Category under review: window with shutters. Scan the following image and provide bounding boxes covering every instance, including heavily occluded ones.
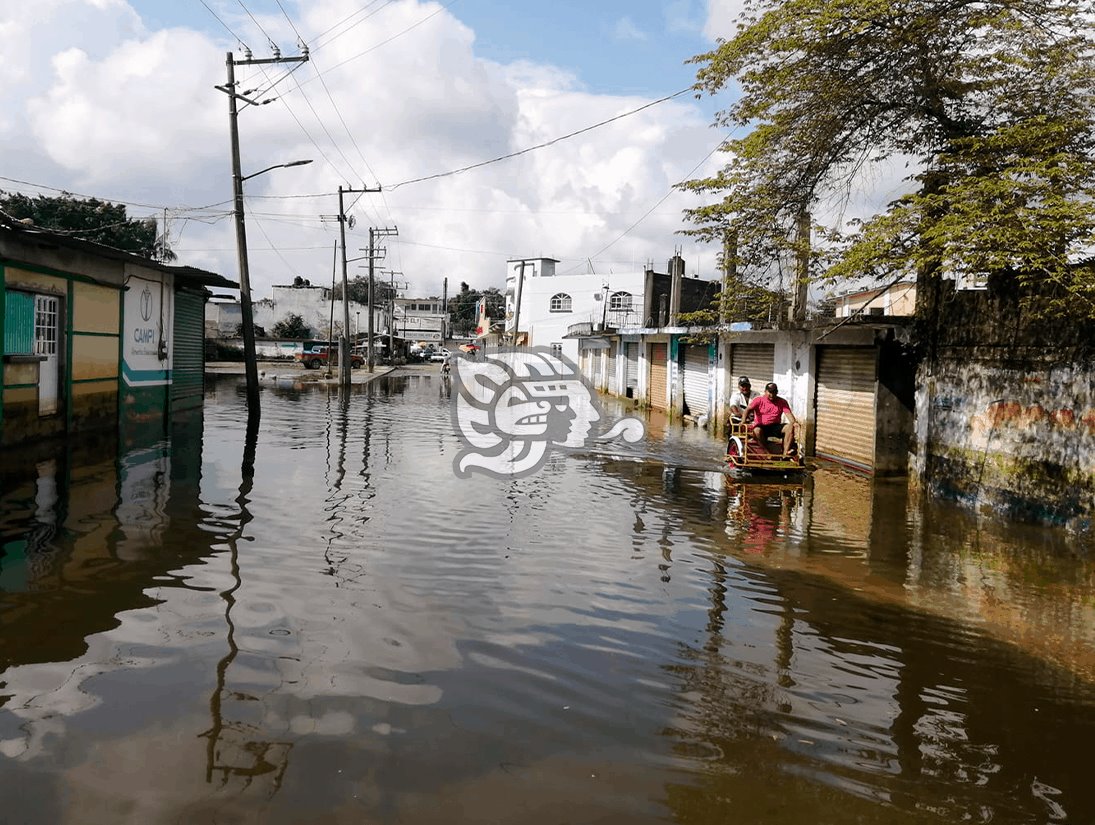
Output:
[3,291,35,355]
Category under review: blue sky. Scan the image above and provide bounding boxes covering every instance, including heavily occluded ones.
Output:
[129,0,718,100]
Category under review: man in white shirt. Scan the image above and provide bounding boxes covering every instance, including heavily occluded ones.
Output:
[728,376,754,423]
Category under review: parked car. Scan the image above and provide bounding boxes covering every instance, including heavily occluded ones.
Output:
[429,348,451,362]
[296,346,364,370]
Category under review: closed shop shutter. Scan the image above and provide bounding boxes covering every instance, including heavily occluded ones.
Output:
[682,343,710,416]
[814,346,877,471]
[171,288,205,412]
[625,343,639,392]
[581,347,594,382]
[730,343,774,386]
[592,349,603,389]
[648,343,667,409]
[606,342,617,394]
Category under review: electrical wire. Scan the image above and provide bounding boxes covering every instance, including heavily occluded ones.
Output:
[235,0,276,49]
[197,0,248,48]
[282,0,458,98]
[560,132,731,274]
[386,88,693,190]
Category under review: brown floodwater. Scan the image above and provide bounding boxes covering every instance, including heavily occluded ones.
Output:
[1,367,1093,824]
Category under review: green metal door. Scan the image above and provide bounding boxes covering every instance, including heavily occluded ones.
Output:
[171,288,205,412]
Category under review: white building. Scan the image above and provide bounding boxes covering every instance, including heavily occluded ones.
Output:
[206,284,384,340]
[504,258,648,363]
[393,297,448,344]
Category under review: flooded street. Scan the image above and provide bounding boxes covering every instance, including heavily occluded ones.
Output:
[2,367,1094,824]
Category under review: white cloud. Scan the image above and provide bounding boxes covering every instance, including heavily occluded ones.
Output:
[4,0,728,299]
[611,17,647,42]
[704,0,748,40]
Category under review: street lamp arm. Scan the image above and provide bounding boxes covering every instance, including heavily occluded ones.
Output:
[241,159,313,182]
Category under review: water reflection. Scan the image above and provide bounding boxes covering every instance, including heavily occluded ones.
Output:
[0,373,1092,824]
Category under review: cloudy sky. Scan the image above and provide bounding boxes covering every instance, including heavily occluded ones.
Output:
[0,0,758,300]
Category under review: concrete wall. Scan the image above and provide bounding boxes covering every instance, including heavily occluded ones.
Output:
[915,281,1095,528]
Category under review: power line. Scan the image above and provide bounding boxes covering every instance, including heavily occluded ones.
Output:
[285,0,458,98]
[235,0,276,49]
[197,0,248,48]
[273,0,304,43]
[560,132,731,274]
[386,88,693,189]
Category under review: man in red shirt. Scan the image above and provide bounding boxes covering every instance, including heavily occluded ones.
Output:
[745,382,798,457]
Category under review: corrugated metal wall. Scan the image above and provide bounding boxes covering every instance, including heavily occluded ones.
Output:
[648,343,667,409]
[624,343,639,394]
[170,289,205,412]
[729,343,774,386]
[814,346,877,471]
[606,342,617,394]
[682,343,710,416]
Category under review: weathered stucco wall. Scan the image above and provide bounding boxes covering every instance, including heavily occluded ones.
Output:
[916,281,1095,530]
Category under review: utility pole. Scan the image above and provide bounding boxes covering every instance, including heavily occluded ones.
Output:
[336,186,381,384]
[441,277,448,343]
[792,209,811,324]
[219,47,308,419]
[720,228,738,325]
[365,226,398,371]
[512,261,528,346]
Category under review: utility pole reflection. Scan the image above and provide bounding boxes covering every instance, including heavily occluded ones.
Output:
[200,417,292,793]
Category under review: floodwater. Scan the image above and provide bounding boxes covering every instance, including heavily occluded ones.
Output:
[1,366,1093,824]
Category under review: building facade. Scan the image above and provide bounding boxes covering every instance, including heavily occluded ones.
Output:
[1,220,235,447]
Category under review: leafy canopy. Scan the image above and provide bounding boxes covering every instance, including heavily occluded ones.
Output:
[682,0,1095,317]
[0,192,174,261]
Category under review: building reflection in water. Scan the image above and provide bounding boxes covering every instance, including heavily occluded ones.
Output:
[597,459,1095,823]
[0,409,294,793]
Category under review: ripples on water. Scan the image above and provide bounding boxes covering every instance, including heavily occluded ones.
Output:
[0,368,1093,824]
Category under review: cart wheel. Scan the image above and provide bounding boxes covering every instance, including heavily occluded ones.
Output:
[726,436,745,468]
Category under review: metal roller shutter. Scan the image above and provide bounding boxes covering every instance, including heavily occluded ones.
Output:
[682,343,710,416]
[648,343,667,409]
[729,343,774,386]
[814,346,877,471]
[171,288,205,412]
[625,343,639,393]
[606,342,617,394]
[591,350,603,389]
[581,346,594,382]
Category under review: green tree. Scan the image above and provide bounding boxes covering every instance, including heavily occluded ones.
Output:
[332,276,396,306]
[0,192,175,261]
[272,313,309,339]
[682,0,1095,319]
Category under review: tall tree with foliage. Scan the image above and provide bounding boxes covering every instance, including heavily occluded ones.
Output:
[447,283,505,336]
[682,0,1095,319]
[0,192,175,261]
